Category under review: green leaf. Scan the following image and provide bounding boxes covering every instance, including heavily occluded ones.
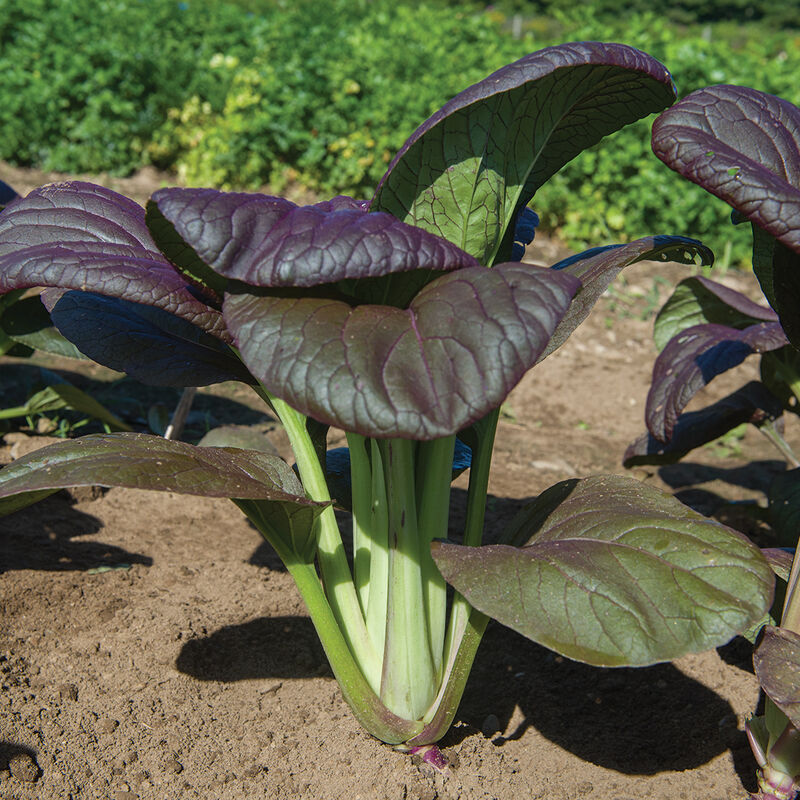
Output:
[0,433,326,525]
[653,276,777,353]
[372,43,675,263]
[432,475,773,667]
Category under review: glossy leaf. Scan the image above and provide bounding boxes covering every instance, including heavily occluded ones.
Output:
[751,225,800,350]
[148,187,477,290]
[432,475,773,667]
[768,468,800,547]
[0,432,326,520]
[754,626,800,730]
[652,86,800,257]
[543,236,713,359]
[653,276,777,352]
[0,182,228,340]
[372,43,676,264]
[48,291,253,387]
[224,263,580,439]
[624,381,783,466]
[646,322,789,441]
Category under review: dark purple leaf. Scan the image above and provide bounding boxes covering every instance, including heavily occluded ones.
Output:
[0,180,19,208]
[224,263,580,439]
[0,182,229,341]
[768,468,800,548]
[372,43,676,263]
[625,381,783,466]
[148,187,477,290]
[0,432,324,519]
[433,475,772,666]
[754,626,800,729]
[654,276,778,351]
[543,236,713,359]
[49,291,253,387]
[652,85,800,256]
[647,322,789,441]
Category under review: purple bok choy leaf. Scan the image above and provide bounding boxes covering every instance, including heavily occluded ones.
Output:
[646,321,788,442]
[652,86,800,346]
[149,186,580,439]
[432,475,773,666]
[0,433,327,561]
[224,263,579,440]
[755,626,800,730]
[0,182,247,387]
[372,42,677,264]
[541,236,713,359]
[624,381,784,467]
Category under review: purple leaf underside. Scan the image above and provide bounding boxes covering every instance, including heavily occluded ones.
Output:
[543,235,713,359]
[224,263,580,439]
[0,182,229,341]
[0,433,325,519]
[49,292,252,387]
[624,381,783,466]
[432,475,773,667]
[372,42,676,263]
[148,188,477,289]
[652,85,800,256]
[654,276,778,352]
[754,626,800,729]
[646,322,789,441]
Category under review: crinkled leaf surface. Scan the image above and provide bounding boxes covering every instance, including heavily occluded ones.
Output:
[432,475,773,667]
[652,86,800,257]
[372,43,676,264]
[768,468,800,547]
[48,291,253,387]
[224,263,580,439]
[625,381,783,466]
[646,322,788,441]
[543,236,712,359]
[148,188,477,292]
[653,276,777,352]
[0,433,325,520]
[0,182,228,341]
[0,293,85,359]
[754,626,800,730]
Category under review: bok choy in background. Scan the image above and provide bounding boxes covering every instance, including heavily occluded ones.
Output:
[0,44,773,756]
[640,84,800,800]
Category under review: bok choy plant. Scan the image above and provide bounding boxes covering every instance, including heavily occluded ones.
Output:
[642,83,800,800]
[0,44,774,755]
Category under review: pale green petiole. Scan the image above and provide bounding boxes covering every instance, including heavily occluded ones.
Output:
[379,438,438,721]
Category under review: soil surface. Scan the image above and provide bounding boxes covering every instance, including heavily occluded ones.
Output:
[0,163,792,799]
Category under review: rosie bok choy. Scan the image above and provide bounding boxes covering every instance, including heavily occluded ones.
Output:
[0,44,773,753]
[637,82,800,800]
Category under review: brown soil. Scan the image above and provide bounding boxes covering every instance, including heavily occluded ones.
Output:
[0,163,791,799]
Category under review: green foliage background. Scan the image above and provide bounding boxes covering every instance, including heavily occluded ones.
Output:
[1,0,798,265]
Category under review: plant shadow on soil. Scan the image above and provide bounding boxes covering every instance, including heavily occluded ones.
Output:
[0,492,152,572]
[174,485,761,788]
